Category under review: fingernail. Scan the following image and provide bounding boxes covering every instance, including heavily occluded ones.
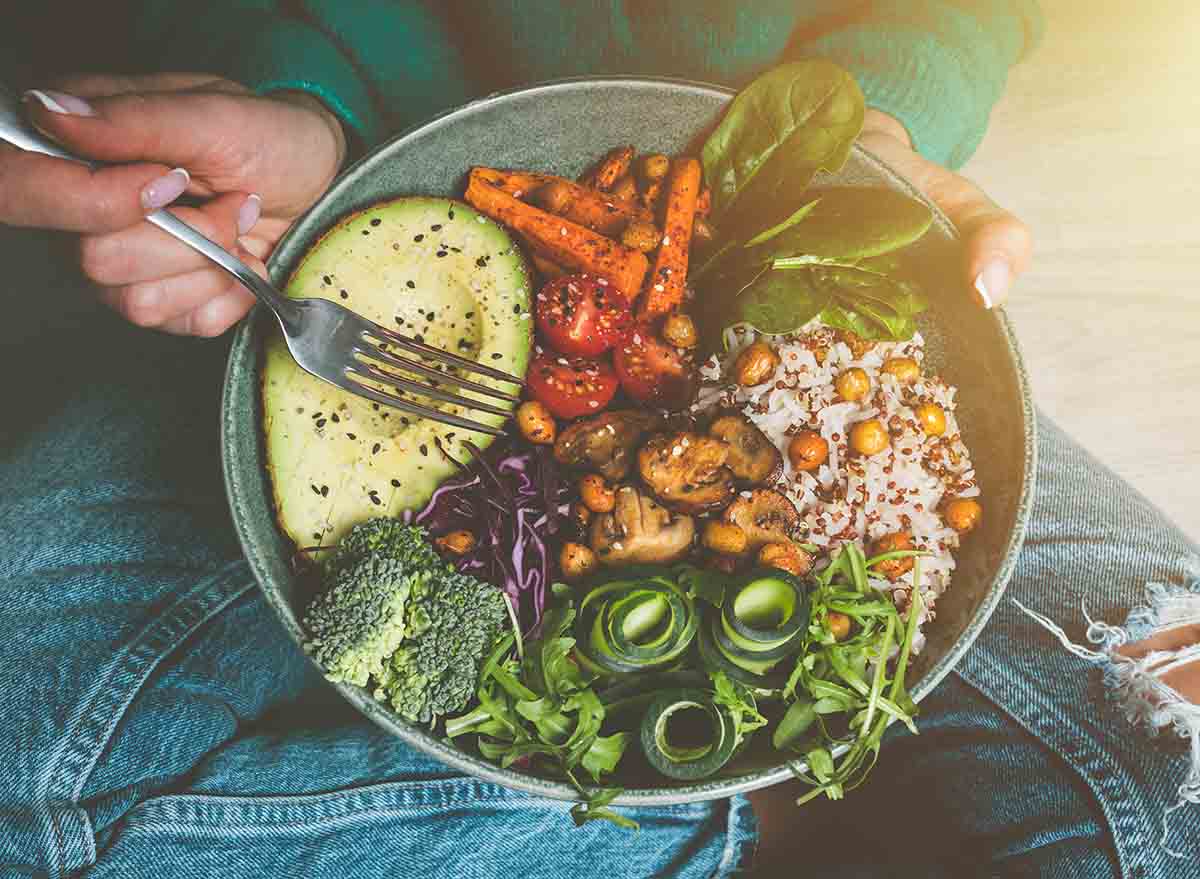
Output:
[237,194,262,236]
[141,168,190,211]
[23,89,97,117]
[973,258,1011,309]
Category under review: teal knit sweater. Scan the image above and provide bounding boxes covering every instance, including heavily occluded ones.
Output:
[126,2,1039,170]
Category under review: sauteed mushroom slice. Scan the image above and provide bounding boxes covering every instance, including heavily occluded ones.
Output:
[553,409,664,481]
[637,431,737,515]
[723,489,801,551]
[590,484,695,565]
[707,412,783,486]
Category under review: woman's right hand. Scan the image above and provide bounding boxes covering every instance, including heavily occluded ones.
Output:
[0,73,347,336]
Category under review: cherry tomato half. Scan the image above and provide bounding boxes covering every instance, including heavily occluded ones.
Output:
[526,352,619,419]
[612,324,697,408]
[535,273,633,357]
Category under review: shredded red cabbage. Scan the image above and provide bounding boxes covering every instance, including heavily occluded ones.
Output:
[409,438,569,631]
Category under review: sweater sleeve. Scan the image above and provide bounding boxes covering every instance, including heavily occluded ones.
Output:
[128,1,381,148]
[796,1,1044,169]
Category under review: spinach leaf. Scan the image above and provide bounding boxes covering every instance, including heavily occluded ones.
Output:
[743,197,823,248]
[727,267,830,335]
[744,188,933,265]
[701,60,864,237]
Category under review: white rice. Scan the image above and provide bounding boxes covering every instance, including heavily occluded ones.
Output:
[696,323,981,646]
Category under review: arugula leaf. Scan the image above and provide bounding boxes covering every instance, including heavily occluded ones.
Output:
[702,60,864,237]
[710,671,768,745]
[570,786,639,830]
[673,563,729,608]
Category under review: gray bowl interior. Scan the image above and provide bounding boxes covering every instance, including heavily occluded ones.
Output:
[222,77,1035,805]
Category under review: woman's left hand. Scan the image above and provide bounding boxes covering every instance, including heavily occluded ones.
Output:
[858,109,1033,310]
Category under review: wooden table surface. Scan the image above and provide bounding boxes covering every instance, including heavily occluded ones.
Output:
[963,0,1200,542]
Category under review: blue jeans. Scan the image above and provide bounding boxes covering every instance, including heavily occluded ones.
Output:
[1,225,1196,878]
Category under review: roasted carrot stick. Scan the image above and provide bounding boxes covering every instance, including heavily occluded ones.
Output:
[465,168,649,296]
[474,167,648,236]
[638,157,701,320]
[695,186,712,219]
[529,252,567,280]
[578,145,635,191]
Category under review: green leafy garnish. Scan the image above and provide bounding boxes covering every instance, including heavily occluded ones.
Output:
[778,544,928,804]
[445,601,636,829]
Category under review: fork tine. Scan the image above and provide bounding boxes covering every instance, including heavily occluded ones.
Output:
[357,344,521,404]
[345,363,513,418]
[365,325,525,385]
[340,373,505,437]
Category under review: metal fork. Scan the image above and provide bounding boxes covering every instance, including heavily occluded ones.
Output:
[0,85,522,437]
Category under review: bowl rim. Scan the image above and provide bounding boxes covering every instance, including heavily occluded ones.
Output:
[221,74,1037,805]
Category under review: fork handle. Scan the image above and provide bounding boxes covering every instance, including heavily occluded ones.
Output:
[0,83,296,321]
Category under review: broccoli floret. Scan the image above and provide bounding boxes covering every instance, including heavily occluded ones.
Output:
[302,519,439,686]
[374,568,509,723]
[301,518,508,724]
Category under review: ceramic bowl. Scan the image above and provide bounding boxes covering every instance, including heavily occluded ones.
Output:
[222,77,1036,805]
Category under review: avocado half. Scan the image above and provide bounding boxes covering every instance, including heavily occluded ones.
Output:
[261,197,532,549]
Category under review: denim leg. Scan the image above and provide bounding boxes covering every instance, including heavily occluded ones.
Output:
[777,417,1200,879]
[0,228,754,879]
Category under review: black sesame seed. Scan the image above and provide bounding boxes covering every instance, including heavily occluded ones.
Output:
[391,478,401,487]
[513,304,522,314]
[347,433,356,440]
[414,234,424,242]
[465,311,474,319]
[431,224,442,231]
[372,443,381,454]
[436,250,447,258]
[311,484,321,495]
[448,208,455,219]
[419,444,429,456]
[369,494,381,506]
[414,334,424,344]
[322,275,331,285]
[361,229,369,236]
[370,218,381,227]
[320,485,329,497]
[315,418,327,428]
[313,532,322,540]
[407,280,416,289]
[331,413,340,423]
[340,290,348,299]
[475,257,488,268]
[491,352,503,360]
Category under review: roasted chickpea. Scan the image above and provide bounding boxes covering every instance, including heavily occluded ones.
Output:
[835,367,871,402]
[839,330,874,360]
[943,498,983,533]
[734,341,781,387]
[640,153,671,182]
[703,521,749,555]
[516,400,557,445]
[915,403,947,436]
[787,430,829,472]
[621,218,663,253]
[827,611,852,641]
[850,419,890,457]
[881,357,921,383]
[579,473,616,513]
[691,216,715,246]
[560,542,599,580]
[871,531,915,581]
[532,180,572,214]
[661,313,698,348]
[758,542,814,577]
[610,174,638,202]
[435,530,476,555]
